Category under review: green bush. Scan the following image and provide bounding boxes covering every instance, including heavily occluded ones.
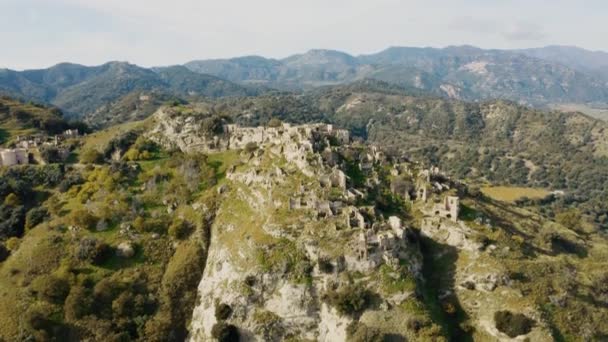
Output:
[75,237,112,265]
[64,285,93,320]
[253,310,284,340]
[25,206,48,229]
[31,275,70,304]
[347,322,385,342]
[245,142,258,153]
[494,310,535,338]
[267,118,282,127]
[324,283,371,317]
[168,219,194,240]
[70,208,99,230]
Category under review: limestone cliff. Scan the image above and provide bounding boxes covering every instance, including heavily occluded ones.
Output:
[146,108,559,341]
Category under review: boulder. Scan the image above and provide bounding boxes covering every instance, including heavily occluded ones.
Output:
[116,242,135,258]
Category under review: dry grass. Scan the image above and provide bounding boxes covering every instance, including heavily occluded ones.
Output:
[481,186,550,203]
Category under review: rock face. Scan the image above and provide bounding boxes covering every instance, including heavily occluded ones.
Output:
[179,117,424,341]
[147,107,348,151]
[146,113,555,341]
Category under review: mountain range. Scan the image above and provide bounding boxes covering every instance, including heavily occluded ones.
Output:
[0,62,262,126]
[186,45,608,106]
[1,45,608,126]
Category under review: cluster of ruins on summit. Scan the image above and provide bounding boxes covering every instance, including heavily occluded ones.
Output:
[0,129,80,168]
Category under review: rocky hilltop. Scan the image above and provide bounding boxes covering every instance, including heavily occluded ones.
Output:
[1,102,607,341]
[145,108,570,341]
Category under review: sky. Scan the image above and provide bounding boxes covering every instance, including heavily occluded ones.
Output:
[1,0,607,70]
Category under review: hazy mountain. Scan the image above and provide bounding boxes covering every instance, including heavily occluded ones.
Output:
[185,45,608,106]
[184,56,284,84]
[3,45,608,123]
[518,45,608,80]
[0,62,262,121]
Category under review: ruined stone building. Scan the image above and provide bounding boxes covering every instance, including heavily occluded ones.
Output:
[353,215,409,270]
[433,196,460,222]
[0,149,28,167]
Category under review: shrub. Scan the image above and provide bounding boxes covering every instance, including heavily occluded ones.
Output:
[253,310,284,340]
[64,285,93,320]
[215,303,233,321]
[318,257,334,273]
[201,115,226,136]
[407,318,425,333]
[244,142,258,153]
[25,303,69,338]
[31,275,70,304]
[5,237,20,251]
[267,118,282,127]
[324,283,370,317]
[93,278,121,312]
[71,209,99,230]
[3,193,20,206]
[80,149,104,164]
[58,173,84,193]
[75,237,112,265]
[494,310,535,338]
[211,322,239,342]
[556,209,582,230]
[347,322,385,342]
[0,204,26,239]
[0,243,9,262]
[25,207,48,229]
[168,219,193,240]
[40,146,66,163]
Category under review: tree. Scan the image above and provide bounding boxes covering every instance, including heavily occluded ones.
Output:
[25,207,48,229]
[324,283,371,317]
[31,275,70,304]
[40,146,65,163]
[0,204,26,239]
[64,285,93,320]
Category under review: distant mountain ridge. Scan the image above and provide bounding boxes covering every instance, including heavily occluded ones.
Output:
[2,45,608,124]
[0,62,262,123]
[518,45,608,80]
[186,45,608,106]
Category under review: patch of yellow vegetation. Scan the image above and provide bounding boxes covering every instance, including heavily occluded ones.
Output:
[481,186,550,203]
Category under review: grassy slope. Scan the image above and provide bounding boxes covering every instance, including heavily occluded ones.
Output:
[0,145,237,339]
[0,97,66,145]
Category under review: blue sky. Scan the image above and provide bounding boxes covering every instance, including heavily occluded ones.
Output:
[1,0,607,70]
